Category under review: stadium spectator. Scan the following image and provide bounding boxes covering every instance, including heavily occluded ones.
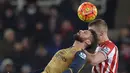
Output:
[0,58,15,73]
[20,64,32,73]
[2,4,16,29]
[59,20,74,48]
[117,28,130,50]
[15,18,27,40]
[32,45,51,70]
[119,38,130,73]
[117,28,130,73]
[0,29,15,60]
[20,2,43,37]
[46,33,63,55]
[48,5,64,34]
[33,22,50,44]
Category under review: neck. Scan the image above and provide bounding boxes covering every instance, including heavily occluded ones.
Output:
[99,35,109,44]
[72,41,87,51]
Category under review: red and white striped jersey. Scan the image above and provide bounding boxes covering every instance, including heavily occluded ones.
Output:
[92,40,118,73]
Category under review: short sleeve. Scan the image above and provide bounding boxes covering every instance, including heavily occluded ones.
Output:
[68,50,87,73]
[100,47,112,59]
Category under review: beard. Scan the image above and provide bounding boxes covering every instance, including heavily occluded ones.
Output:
[73,34,84,42]
[74,34,93,49]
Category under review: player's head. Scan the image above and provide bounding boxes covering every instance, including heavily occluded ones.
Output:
[74,30,97,47]
[88,19,108,43]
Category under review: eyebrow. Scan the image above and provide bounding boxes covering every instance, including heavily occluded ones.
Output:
[84,30,88,33]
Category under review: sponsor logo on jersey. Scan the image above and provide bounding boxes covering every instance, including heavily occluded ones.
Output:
[102,47,110,54]
[79,52,86,59]
[55,53,67,62]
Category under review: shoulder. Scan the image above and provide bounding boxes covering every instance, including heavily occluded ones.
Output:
[101,41,118,52]
[56,49,65,54]
[75,50,87,60]
[100,41,118,57]
[105,41,117,49]
[56,48,70,54]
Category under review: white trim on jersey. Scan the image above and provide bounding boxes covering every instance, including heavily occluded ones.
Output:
[112,47,118,72]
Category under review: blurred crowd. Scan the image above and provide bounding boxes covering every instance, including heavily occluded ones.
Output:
[0,0,130,73]
[0,0,85,73]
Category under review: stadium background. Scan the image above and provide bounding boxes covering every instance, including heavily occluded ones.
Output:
[0,0,130,73]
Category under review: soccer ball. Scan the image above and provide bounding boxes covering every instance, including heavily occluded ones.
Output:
[77,2,97,22]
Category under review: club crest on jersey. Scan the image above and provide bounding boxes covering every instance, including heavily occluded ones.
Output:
[79,52,86,59]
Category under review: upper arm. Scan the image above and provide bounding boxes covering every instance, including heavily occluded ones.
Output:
[63,51,87,73]
[91,47,113,65]
[92,52,106,65]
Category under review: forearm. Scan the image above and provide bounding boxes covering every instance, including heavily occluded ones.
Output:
[84,50,98,65]
[84,49,107,66]
[85,50,94,63]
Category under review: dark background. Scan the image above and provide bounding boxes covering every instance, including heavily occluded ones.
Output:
[0,0,130,73]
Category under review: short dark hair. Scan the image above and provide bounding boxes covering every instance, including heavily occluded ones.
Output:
[88,19,108,32]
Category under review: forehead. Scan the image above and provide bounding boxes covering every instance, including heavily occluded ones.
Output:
[83,30,93,41]
[84,30,92,35]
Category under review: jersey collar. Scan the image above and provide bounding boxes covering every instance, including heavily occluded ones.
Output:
[99,40,110,47]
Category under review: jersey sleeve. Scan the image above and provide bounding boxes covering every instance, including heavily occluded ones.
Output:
[63,50,87,73]
[100,47,113,59]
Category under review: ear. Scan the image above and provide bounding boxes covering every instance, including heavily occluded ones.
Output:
[100,31,104,36]
[85,39,91,45]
